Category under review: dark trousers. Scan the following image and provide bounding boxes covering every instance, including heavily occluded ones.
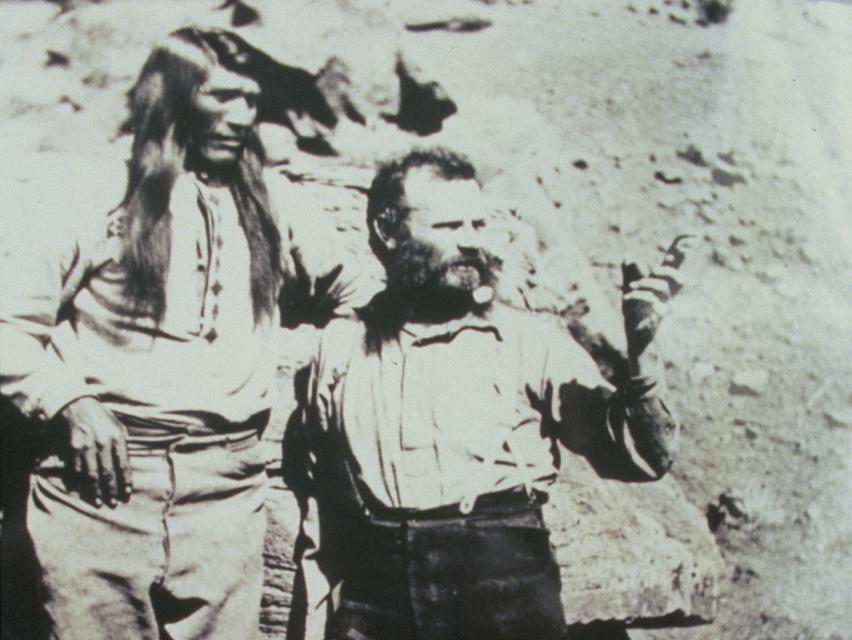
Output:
[328,488,566,640]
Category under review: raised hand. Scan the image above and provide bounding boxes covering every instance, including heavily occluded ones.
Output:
[59,397,133,508]
[621,235,693,366]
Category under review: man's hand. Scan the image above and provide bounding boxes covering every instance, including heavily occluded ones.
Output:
[59,397,132,508]
[622,235,693,369]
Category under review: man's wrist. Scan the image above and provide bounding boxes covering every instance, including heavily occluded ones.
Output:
[624,348,661,401]
[628,342,659,375]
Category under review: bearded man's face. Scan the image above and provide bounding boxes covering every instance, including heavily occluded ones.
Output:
[385,167,501,308]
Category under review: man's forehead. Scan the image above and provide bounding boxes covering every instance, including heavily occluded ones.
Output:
[403,167,485,218]
[200,65,260,94]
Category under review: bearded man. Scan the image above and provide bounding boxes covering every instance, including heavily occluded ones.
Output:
[291,148,689,640]
[0,27,351,640]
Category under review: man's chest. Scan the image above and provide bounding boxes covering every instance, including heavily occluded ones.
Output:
[336,329,536,451]
[81,180,256,341]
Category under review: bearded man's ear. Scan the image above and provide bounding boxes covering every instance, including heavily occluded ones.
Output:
[370,212,397,253]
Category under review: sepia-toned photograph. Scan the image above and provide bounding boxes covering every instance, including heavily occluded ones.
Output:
[1,1,849,639]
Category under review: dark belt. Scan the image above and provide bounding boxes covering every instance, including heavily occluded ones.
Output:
[340,485,551,585]
[361,485,548,525]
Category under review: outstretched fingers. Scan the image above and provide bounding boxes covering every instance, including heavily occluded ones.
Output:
[650,264,685,296]
[662,234,697,269]
[627,265,685,302]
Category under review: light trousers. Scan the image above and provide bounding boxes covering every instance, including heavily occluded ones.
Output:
[27,433,268,640]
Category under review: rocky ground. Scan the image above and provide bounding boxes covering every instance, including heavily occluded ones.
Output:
[1,1,850,639]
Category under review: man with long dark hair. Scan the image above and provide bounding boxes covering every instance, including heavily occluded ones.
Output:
[0,28,326,639]
[291,148,689,640]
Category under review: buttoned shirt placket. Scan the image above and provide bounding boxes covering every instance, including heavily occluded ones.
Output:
[195,182,225,343]
[395,319,524,513]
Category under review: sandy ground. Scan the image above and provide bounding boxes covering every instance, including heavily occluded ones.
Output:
[1,1,850,638]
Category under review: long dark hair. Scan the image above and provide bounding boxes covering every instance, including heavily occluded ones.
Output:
[121,28,281,322]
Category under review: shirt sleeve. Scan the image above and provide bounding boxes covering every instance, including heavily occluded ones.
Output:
[285,321,356,639]
[0,204,99,421]
[281,354,330,639]
[300,495,331,640]
[529,317,679,481]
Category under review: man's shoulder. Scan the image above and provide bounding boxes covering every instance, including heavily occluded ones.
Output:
[490,302,595,362]
[490,302,567,339]
[1,153,127,255]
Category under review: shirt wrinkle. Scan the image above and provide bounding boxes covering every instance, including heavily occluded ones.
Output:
[0,171,280,432]
[312,305,608,510]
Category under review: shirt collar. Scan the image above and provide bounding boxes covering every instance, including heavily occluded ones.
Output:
[400,308,504,347]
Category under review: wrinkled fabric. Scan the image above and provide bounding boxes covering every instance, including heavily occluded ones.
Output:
[0,174,281,431]
[28,434,267,640]
[308,305,609,510]
[296,301,679,637]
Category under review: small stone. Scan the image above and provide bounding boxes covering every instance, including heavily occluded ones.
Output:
[387,54,457,135]
[711,167,746,187]
[804,504,821,522]
[824,407,852,428]
[729,233,747,246]
[698,204,721,224]
[757,263,784,282]
[717,150,736,165]
[405,17,493,33]
[46,50,70,68]
[654,170,683,185]
[697,0,733,25]
[689,361,715,384]
[711,247,742,271]
[676,144,707,167]
[706,491,748,531]
[220,0,261,27]
[798,243,821,265]
[680,199,701,218]
[730,370,769,396]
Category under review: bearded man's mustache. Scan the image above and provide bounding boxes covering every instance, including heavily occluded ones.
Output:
[388,237,503,292]
[443,250,503,282]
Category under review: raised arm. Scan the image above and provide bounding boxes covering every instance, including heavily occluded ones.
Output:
[612,235,693,476]
[534,237,691,480]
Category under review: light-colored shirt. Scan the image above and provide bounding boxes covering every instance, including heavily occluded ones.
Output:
[306,301,674,509]
[295,298,678,637]
[0,170,281,435]
[1,156,379,438]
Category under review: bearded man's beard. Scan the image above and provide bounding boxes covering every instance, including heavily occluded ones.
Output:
[385,237,501,321]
